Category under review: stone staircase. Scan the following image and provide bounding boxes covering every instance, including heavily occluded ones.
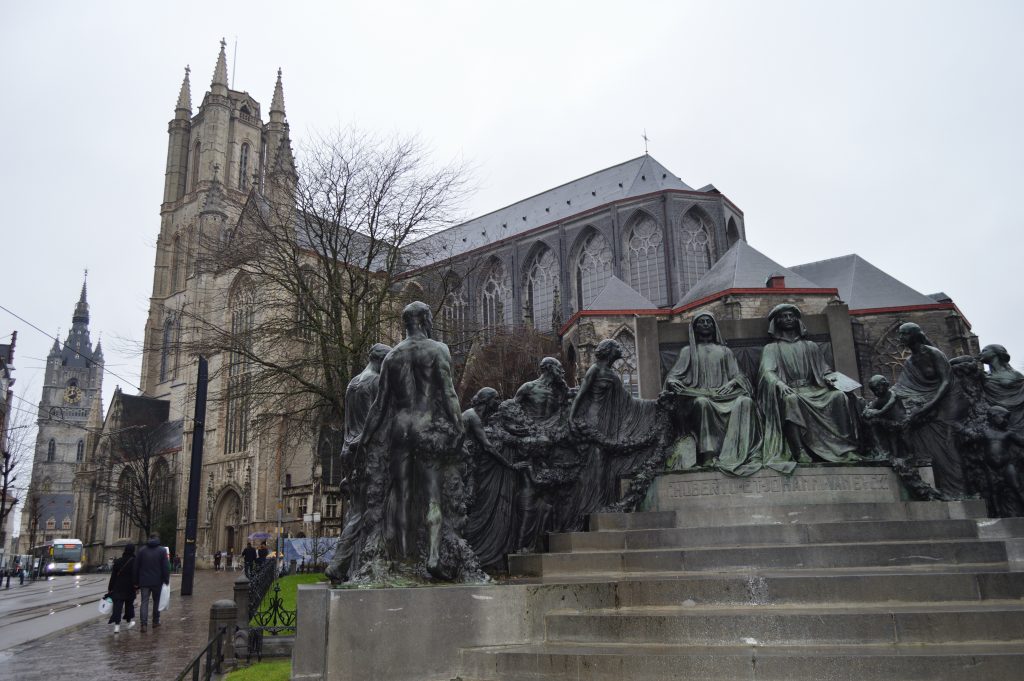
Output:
[456,500,1024,681]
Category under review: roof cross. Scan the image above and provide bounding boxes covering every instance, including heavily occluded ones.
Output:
[642,129,650,155]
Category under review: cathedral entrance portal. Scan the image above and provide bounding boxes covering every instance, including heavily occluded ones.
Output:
[213,488,242,556]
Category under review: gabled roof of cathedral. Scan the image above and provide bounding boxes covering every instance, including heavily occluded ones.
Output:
[586,275,658,310]
[407,155,694,265]
[116,393,171,429]
[675,240,822,307]
[789,254,937,310]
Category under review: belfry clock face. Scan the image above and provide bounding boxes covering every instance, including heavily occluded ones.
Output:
[64,385,81,404]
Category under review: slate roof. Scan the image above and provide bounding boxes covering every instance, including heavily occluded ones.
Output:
[408,155,694,265]
[117,393,171,429]
[789,254,937,310]
[674,241,823,308]
[586,275,658,310]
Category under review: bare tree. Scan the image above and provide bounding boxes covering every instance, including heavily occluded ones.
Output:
[24,493,41,560]
[458,327,564,403]
[185,128,472,440]
[1,389,34,553]
[93,424,177,541]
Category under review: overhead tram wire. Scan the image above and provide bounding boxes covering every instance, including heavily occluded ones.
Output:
[0,302,205,428]
[0,303,146,396]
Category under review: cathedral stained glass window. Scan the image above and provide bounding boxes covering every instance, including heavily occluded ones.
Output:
[624,214,667,306]
[480,260,512,335]
[525,247,560,332]
[225,277,255,454]
[573,231,613,311]
[678,211,714,297]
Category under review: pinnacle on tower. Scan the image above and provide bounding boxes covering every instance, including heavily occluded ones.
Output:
[211,38,229,94]
[270,67,287,122]
[175,65,192,115]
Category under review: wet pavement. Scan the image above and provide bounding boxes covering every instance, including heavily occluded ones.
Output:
[0,570,240,680]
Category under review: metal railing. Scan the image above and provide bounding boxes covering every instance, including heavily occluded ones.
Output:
[247,560,277,618]
[175,625,227,681]
[247,570,298,661]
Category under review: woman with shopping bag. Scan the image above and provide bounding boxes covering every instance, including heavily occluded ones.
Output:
[106,544,137,634]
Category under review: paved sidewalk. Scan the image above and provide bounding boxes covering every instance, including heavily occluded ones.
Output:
[0,570,241,680]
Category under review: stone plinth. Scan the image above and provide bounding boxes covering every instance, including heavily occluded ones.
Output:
[291,581,615,681]
[645,465,905,514]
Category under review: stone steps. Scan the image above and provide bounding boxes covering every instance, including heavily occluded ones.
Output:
[611,571,1024,607]
[457,496,1024,681]
[458,641,1024,681]
[510,539,1010,577]
[545,601,1024,646]
[548,518,990,553]
[589,500,989,531]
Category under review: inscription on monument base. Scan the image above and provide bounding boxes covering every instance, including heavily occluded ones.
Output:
[650,466,903,511]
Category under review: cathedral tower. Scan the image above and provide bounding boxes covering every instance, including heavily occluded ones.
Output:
[141,40,293,413]
[20,279,103,545]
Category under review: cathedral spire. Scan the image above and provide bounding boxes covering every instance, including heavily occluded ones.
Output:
[270,68,286,123]
[175,65,192,117]
[211,38,229,95]
[73,272,89,326]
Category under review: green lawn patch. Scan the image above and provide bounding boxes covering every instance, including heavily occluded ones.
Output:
[251,572,326,626]
[224,659,291,681]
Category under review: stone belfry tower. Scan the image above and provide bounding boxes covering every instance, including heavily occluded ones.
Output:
[21,279,104,544]
[141,40,293,417]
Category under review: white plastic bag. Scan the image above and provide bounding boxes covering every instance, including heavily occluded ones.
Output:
[99,596,113,615]
[158,583,170,611]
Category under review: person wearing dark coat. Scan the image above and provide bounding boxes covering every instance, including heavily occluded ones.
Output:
[107,544,137,633]
[242,542,257,577]
[133,534,170,631]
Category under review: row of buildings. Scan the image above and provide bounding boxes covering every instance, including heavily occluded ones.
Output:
[19,43,979,567]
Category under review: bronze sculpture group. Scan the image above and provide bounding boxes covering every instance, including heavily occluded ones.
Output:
[325,302,1024,584]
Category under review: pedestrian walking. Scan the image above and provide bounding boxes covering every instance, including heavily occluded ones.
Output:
[257,541,269,567]
[15,560,23,586]
[107,544,137,634]
[226,547,234,570]
[242,542,257,577]
[213,549,222,571]
[133,533,170,632]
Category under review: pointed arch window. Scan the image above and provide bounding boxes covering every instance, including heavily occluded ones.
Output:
[573,231,613,311]
[440,278,469,349]
[151,458,173,510]
[160,315,175,383]
[239,143,250,190]
[678,211,715,297]
[76,439,84,462]
[190,141,201,192]
[47,439,56,462]
[225,278,256,453]
[170,234,183,292]
[525,247,560,332]
[614,329,639,397]
[623,214,667,306]
[295,267,318,341]
[480,260,512,336]
[117,471,133,538]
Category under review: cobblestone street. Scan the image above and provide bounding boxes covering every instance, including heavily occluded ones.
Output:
[0,570,240,680]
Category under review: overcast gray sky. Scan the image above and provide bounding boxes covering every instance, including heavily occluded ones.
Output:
[2,0,1022,426]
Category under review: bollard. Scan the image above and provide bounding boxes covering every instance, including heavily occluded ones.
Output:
[209,599,237,672]
[233,574,251,631]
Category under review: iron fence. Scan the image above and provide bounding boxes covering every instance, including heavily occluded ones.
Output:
[175,625,227,681]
